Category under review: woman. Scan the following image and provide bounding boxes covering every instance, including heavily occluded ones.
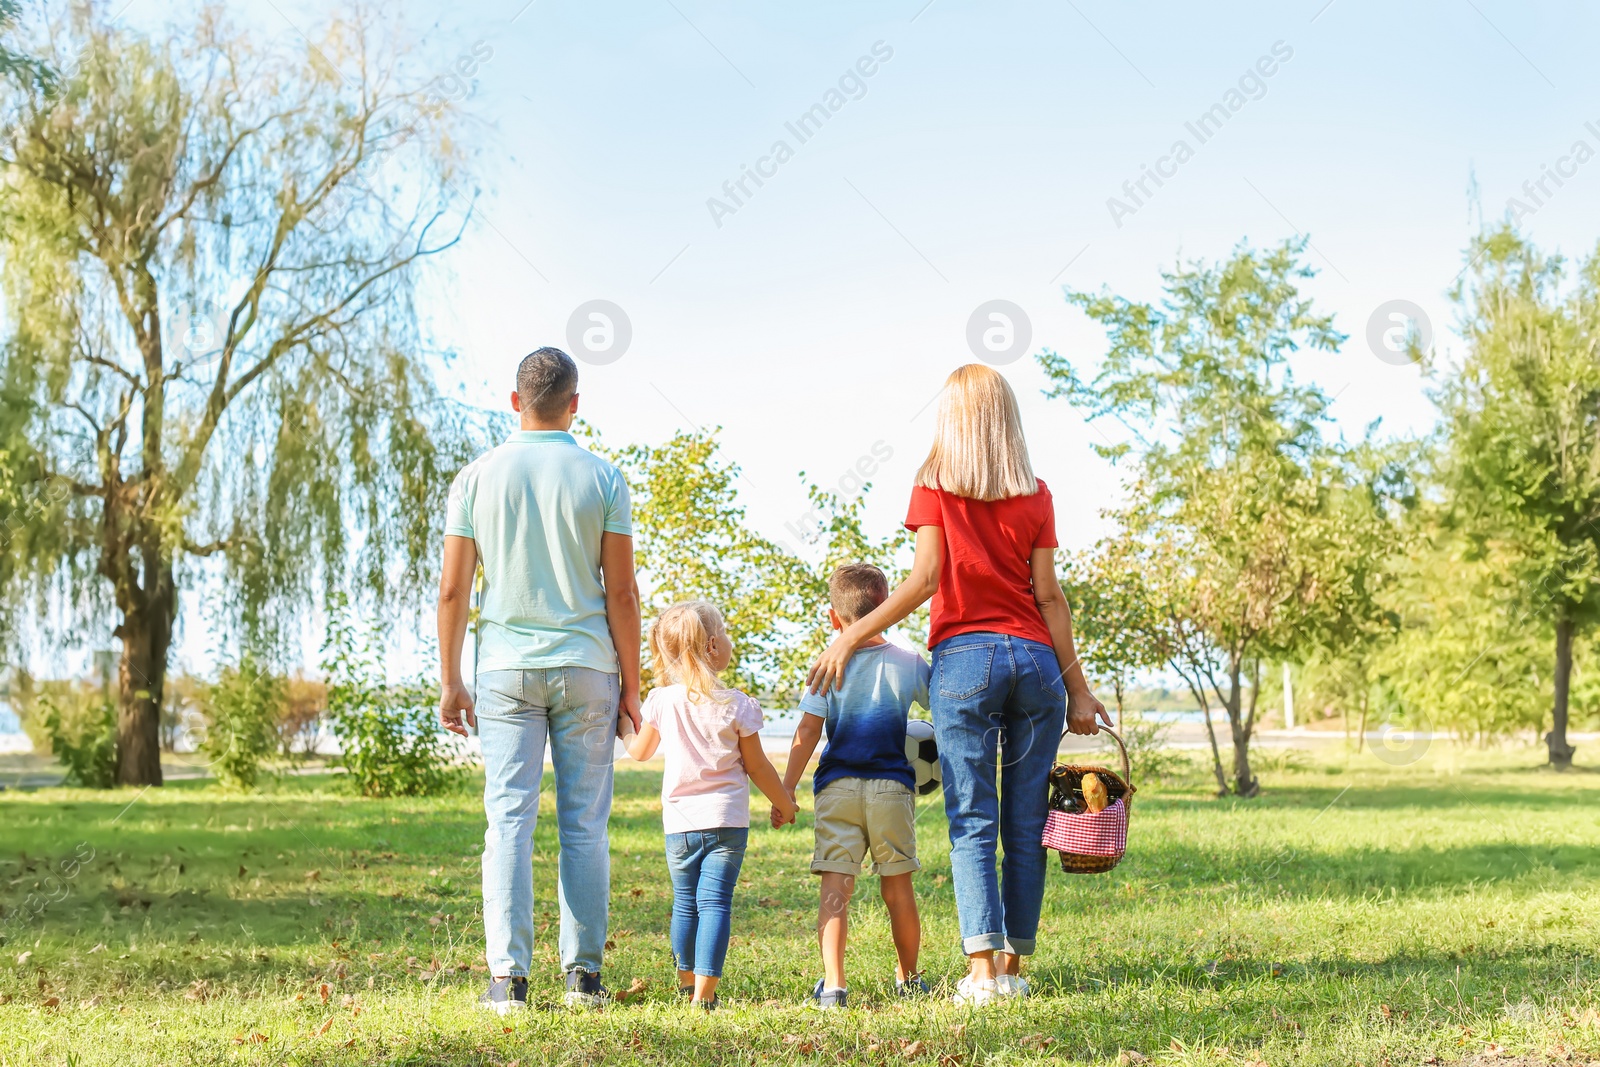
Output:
[808,363,1109,1005]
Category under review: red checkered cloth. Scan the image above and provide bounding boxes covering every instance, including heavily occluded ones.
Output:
[1041,799,1127,858]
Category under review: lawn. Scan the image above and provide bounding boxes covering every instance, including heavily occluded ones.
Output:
[1,746,1598,1066]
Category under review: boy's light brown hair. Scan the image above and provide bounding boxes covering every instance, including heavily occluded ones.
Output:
[829,563,889,623]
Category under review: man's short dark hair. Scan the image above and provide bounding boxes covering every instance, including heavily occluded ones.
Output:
[517,347,579,422]
[829,563,889,623]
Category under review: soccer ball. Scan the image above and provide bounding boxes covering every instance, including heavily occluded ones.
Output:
[904,718,941,796]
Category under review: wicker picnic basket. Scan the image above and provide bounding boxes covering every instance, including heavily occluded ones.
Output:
[1041,727,1134,874]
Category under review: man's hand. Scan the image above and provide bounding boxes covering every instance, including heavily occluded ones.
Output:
[618,689,642,735]
[1066,686,1112,736]
[440,682,477,738]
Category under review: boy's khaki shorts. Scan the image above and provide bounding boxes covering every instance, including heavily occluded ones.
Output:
[811,776,920,877]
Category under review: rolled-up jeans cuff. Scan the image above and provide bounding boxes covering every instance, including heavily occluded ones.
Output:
[1003,936,1036,956]
[962,932,1006,955]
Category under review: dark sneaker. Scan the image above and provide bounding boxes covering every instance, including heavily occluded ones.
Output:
[692,995,719,1011]
[896,972,931,997]
[564,968,610,1009]
[478,976,528,1015]
[811,978,847,1009]
[677,984,695,998]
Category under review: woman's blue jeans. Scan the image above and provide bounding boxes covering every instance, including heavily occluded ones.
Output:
[931,631,1066,956]
[664,827,748,978]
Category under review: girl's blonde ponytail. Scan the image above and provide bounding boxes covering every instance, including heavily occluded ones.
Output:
[649,600,729,704]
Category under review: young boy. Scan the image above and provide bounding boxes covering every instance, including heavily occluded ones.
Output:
[773,563,932,1009]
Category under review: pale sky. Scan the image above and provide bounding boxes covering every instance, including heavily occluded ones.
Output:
[114,0,1600,676]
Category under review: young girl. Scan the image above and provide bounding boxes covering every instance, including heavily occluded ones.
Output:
[622,600,799,1009]
[808,364,1111,1006]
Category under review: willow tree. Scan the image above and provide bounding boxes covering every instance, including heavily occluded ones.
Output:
[1436,227,1600,769]
[1043,239,1387,796]
[0,7,475,784]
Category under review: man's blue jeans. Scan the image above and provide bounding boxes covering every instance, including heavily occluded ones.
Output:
[930,631,1066,957]
[664,827,748,978]
[476,667,618,978]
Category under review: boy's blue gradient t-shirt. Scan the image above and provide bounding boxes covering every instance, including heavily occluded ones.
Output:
[799,642,931,794]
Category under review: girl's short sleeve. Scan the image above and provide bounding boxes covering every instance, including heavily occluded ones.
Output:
[640,690,662,729]
[904,484,942,531]
[732,694,764,737]
[1032,480,1059,549]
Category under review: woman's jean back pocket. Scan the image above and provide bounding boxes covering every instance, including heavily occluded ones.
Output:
[937,642,995,700]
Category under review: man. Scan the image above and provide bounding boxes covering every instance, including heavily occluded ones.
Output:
[437,348,641,1013]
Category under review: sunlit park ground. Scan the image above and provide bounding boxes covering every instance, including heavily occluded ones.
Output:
[2,745,1598,1067]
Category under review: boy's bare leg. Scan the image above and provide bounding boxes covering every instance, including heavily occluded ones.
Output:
[677,968,695,990]
[879,872,921,981]
[818,872,855,989]
[996,951,1022,977]
[692,974,720,1002]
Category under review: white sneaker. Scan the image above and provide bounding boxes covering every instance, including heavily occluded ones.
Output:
[952,975,998,1006]
[995,974,1030,999]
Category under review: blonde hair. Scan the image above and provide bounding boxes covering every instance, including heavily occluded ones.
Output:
[914,364,1038,501]
[649,600,729,704]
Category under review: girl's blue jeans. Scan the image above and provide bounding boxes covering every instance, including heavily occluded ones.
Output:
[664,827,748,978]
[931,631,1067,956]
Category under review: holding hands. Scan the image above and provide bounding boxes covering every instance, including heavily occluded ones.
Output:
[770,787,799,829]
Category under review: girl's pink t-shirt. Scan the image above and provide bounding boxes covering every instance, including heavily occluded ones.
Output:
[641,684,764,834]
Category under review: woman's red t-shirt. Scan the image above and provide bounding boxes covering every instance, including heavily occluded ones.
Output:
[904,479,1058,649]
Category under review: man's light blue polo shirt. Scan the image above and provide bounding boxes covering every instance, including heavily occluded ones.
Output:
[445,430,633,674]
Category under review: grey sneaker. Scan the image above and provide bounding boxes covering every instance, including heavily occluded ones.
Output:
[564,968,610,1009]
[896,972,931,997]
[811,978,847,1009]
[478,976,528,1015]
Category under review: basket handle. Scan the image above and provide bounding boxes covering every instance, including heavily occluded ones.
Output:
[1059,725,1134,794]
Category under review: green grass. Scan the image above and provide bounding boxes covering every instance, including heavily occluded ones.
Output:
[2,747,1598,1066]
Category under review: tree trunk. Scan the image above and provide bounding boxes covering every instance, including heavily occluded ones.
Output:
[1547,615,1576,770]
[113,565,176,787]
[1227,659,1259,797]
[1355,689,1369,754]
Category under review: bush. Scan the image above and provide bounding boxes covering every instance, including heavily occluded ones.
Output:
[201,654,285,789]
[322,599,459,798]
[40,691,118,788]
[1113,711,1190,782]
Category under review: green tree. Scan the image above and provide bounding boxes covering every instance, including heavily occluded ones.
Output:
[0,7,475,785]
[599,428,909,704]
[1044,239,1382,796]
[200,652,285,790]
[1435,226,1600,768]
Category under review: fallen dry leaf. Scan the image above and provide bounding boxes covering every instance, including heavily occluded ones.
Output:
[15,951,32,966]
[305,870,320,881]
[319,983,331,1002]
[89,943,106,954]
[41,996,60,1008]
[948,1024,967,1038]
[314,1018,335,1037]
[1118,1052,1147,1066]
[80,995,104,1008]
[629,887,643,898]
[0,995,11,1005]
[340,1039,355,1049]
[1020,1034,1055,1050]
[757,897,781,907]
[902,1040,927,1059]
[614,977,649,1004]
